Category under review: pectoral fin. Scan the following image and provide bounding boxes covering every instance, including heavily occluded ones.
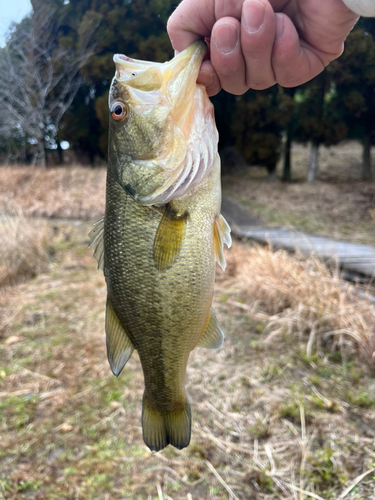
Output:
[213,214,232,271]
[196,309,224,349]
[153,207,187,271]
[88,217,105,271]
[106,299,134,377]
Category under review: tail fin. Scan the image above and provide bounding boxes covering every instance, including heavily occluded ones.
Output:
[142,395,191,452]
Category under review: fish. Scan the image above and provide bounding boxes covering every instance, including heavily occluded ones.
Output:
[89,41,231,452]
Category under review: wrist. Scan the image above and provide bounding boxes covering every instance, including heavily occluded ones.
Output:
[341,0,375,16]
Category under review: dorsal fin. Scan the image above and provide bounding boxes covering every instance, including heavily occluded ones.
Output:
[106,299,134,377]
[88,217,105,271]
[213,214,232,271]
[196,309,224,349]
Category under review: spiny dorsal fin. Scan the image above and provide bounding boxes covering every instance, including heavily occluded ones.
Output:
[88,217,105,271]
[196,309,224,349]
[153,206,188,271]
[213,214,232,271]
[106,299,134,377]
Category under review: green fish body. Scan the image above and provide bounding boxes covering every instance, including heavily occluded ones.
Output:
[89,42,231,452]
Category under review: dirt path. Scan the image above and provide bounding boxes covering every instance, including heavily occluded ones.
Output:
[222,198,375,278]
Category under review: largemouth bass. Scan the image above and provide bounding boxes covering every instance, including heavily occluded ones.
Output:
[89,42,231,452]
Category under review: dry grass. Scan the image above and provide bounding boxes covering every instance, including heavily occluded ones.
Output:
[0,165,106,220]
[0,206,49,286]
[0,222,374,499]
[217,244,375,371]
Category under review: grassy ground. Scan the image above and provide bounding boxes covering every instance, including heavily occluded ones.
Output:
[0,223,374,499]
[0,149,375,499]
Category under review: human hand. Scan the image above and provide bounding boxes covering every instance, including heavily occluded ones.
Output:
[167,0,359,96]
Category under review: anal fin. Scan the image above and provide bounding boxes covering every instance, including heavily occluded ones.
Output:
[106,299,134,377]
[213,214,232,271]
[153,206,187,271]
[196,309,224,349]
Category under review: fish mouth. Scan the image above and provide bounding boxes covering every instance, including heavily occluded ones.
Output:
[113,41,207,103]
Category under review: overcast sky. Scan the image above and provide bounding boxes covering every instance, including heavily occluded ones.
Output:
[0,0,32,47]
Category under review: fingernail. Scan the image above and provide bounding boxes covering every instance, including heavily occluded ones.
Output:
[213,22,239,54]
[275,13,284,41]
[243,0,266,34]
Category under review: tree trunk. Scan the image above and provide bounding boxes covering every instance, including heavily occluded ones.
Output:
[282,87,296,183]
[40,151,46,168]
[57,141,64,165]
[37,137,46,167]
[362,130,373,181]
[308,142,319,182]
[282,128,292,182]
[267,161,277,181]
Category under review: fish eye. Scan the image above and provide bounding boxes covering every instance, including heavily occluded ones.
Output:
[111,101,127,121]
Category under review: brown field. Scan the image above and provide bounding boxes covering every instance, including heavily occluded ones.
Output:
[0,166,106,220]
[0,145,375,499]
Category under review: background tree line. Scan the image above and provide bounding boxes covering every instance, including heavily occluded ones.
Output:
[0,0,374,181]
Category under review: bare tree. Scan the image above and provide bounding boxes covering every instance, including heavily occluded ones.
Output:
[0,6,100,166]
